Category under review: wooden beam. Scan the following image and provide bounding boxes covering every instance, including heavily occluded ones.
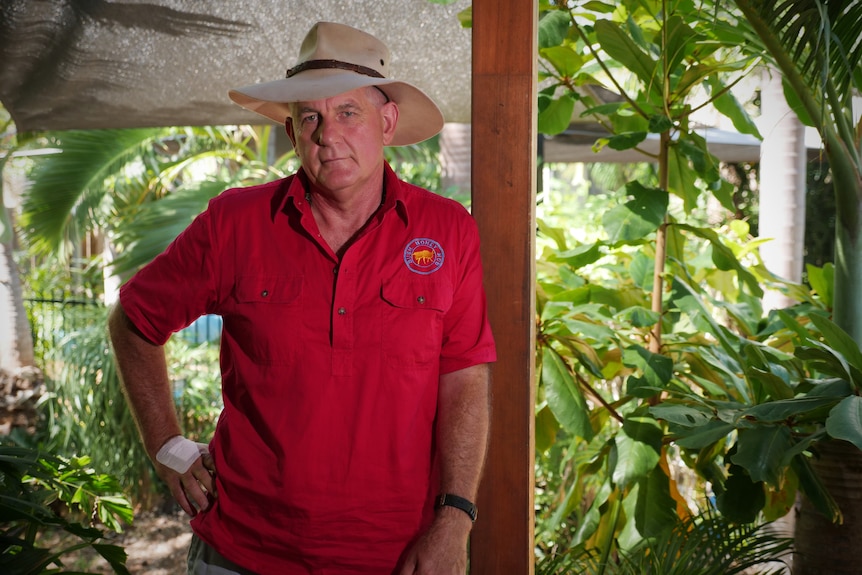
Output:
[470,0,537,573]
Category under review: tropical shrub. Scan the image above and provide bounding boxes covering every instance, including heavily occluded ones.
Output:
[0,445,132,574]
[531,0,862,567]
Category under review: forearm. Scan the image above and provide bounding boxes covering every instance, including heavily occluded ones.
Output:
[107,303,181,459]
[436,363,492,503]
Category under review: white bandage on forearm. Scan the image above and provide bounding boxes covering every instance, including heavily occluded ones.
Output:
[156,436,209,474]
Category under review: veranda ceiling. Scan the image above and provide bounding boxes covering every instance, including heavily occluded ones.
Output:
[0,0,473,131]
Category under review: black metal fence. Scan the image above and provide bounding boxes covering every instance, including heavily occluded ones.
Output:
[24,290,222,366]
[24,290,102,365]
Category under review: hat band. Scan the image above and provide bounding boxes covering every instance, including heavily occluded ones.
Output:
[285,59,385,79]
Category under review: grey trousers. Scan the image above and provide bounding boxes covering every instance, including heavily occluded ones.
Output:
[187,535,260,575]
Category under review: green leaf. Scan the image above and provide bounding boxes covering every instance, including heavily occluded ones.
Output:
[92,543,131,574]
[806,263,834,308]
[667,145,701,211]
[602,182,668,242]
[606,131,648,151]
[622,345,673,387]
[673,420,735,449]
[581,102,625,117]
[581,1,616,13]
[791,453,841,523]
[648,115,673,134]
[795,341,862,388]
[456,6,472,28]
[548,242,603,269]
[541,347,593,440]
[612,416,662,488]
[616,306,660,328]
[595,20,657,92]
[663,15,697,74]
[742,396,839,423]
[650,403,712,427]
[538,10,571,49]
[708,76,762,138]
[826,396,862,450]
[715,465,765,523]
[541,46,583,77]
[538,93,576,135]
[633,465,679,538]
[535,405,559,454]
[808,314,862,384]
[731,427,793,485]
[677,224,764,297]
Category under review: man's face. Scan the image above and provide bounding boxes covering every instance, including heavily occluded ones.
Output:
[287,87,398,197]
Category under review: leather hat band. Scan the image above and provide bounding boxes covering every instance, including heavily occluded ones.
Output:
[286,59,385,79]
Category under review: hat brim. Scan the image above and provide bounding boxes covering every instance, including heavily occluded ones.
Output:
[228,70,444,146]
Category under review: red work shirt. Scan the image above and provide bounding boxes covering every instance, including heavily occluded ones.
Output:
[119,163,496,574]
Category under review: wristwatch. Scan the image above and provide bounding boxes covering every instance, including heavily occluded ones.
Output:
[435,493,478,522]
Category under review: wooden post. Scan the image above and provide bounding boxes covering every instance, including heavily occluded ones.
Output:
[470,0,537,573]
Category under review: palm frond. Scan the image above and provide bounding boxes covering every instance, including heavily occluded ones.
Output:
[617,506,793,575]
[19,128,166,258]
[734,0,862,136]
[110,178,229,274]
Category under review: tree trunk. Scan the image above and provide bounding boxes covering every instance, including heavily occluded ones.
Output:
[758,67,807,311]
[794,440,862,574]
[0,205,34,371]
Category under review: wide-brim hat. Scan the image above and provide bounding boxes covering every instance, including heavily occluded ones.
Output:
[228,21,444,146]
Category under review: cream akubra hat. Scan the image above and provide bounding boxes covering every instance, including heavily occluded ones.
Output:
[229,21,444,146]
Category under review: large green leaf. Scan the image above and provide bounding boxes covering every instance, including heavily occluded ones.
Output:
[741,396,839,423]
[715,464,765,523]
[731,426,793,485]
[795,341,862,388]
[650,402,713,427]
[541,45,584,77]
[623,344,674,398]
[672,419,735,449]
[707,76,762,138]
[808,314,862,385]
[662,15,697,75]
[805,263,834,309]
[541,346,593,440]
[666,144,701,211]
[602,182,668,242]
[538,92,577,135]
[606,131,648,151]
[612,416,662,488]
[825,396,862,451]
[633,465,679,539]
[791,453,841,523]
[539,9,571,49]
[595,20,659,99]
[676,224,764,297]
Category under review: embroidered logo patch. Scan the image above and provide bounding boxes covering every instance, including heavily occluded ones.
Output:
[404,238,444,275]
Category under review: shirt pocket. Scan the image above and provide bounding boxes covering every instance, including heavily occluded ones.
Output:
[380,277,453,368]
[228,275,303,365]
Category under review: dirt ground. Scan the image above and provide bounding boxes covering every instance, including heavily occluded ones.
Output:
[44,510,192,574]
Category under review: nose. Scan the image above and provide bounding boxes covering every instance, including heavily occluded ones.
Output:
[314,119,337,146]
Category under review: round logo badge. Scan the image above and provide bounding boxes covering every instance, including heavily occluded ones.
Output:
[404,238,445,275]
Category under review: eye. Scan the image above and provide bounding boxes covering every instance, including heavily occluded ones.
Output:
[300,113,318,124]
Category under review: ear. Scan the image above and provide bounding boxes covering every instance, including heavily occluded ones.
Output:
[380,102,399,146]
[284,118,297,147]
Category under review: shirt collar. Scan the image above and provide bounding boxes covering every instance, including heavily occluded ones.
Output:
[280,162,410,226]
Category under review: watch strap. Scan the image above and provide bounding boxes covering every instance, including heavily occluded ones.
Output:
[435,493,477,522]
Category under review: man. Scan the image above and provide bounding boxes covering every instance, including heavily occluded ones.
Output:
[108,21,495,575]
